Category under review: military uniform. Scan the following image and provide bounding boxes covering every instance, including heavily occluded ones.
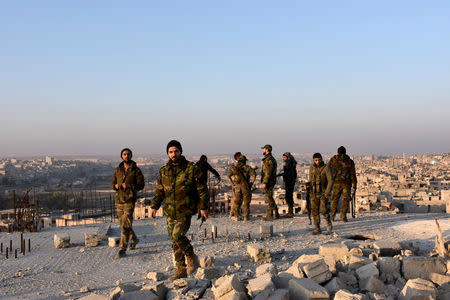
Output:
[227,157,256,219]
[329,154,357,221]
[111,161,145,251]
[151,156,208,269]
[309,162,333,233]
[261,153,278,219]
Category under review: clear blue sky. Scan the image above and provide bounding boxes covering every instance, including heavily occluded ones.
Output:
[1,1,449,156]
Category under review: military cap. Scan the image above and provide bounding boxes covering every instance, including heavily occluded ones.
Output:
[261,144,272,152]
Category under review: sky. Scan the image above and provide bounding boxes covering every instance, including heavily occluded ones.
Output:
[1,1,449,157]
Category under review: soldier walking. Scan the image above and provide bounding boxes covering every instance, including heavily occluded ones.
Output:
[261,144,279,220]
[111,148,145,258]
[309,153,333,235]
[195,155,221,185]
[277,152,297,217]
[150,140,208,281]
[227,155,256,221]
[329,146,357,222]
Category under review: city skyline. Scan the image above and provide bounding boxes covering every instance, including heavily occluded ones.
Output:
[1,1,449,156]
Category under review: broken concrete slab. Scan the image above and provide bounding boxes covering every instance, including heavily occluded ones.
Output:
[273,272,295,289]
[334,289,368,300]
[377,257,400,275]
[195,267,225,280]
[78,294,108,300]
[247,243,271,263]
[211,274,245,299]
[118,290,158,300]
[303,259,333,284]
[256,263,278,277]
[146,272,164,281]
[217,289,247,300]
[319,243,349,262]
[399,278,437,300]
[254,288,289,300]
[347,255,372,271]
[108,237,120,248]
[430,272,450,286]
[84,233,99,248]
[338,272,358,286]
[373,240,402,256]
[324,277,349,295]
[185,279,211,299]
[359,276,385,294]
[288,278,330,299]
[247,273,275,298]
[355,264,379,281]
[141,281,167,300]
[54,233,70,249]
[199,256,215,267]
[402,256,447,280]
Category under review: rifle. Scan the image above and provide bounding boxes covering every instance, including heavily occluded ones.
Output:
[351,191,356,218]
[197,211,206,228]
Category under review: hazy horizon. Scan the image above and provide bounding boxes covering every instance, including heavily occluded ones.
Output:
[1,1,449,157]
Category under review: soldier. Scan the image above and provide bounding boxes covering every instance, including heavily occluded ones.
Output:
[261,144,279,220]
[227,155,256,221]
[111,148,145,258]
[277,152,297,217]
[150,140,208,281]
[329,146,357,222]
[309,153,333,235]
[195,155,221,185]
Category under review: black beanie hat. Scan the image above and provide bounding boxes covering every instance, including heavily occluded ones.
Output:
[167,140,182,154]
[313,153,322,159]
[338,146,346,155]
[120,148,133,158]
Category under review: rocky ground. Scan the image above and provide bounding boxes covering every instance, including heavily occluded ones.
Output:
[0,212,448,300]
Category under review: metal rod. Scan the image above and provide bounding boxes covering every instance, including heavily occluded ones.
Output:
[9,240,12,252]
[248,233,251,241]
[15,249,17,259]
[211,232,214,243]
[28,239,31,252]
[5,248,8,259]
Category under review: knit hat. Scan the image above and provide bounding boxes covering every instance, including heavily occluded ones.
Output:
[166,140,183,154]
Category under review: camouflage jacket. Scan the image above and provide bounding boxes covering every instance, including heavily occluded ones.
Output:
[227,162,256,186]
[309,162,333,197]
[261,154,277,186]
[151,156,208,218]
[328,154,357,188]
[111,160,145,204]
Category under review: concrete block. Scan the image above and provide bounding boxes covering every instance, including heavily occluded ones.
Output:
[373,240,402,256]
[185,279,211,299]
[334,289,368,300]
[348,255,372,271]
[84,233,99,248]
[355,264,379,281]
[195,267,225,280]
[303,259,333,284]
[141,281,167,300]
[256,263,278,277]
[288,278,330,299]
[218,290,247,300]
[54,233,70,248]
[247,273,275,297]
[322,255,337,274]
[247,243,271,263]
[402,257,447,280]
[118,290,158,300]
[96,223,111,241]
[108,237,120,248]
[319,243,349,262]
[399,278,437,300]
[430,272,450,286]
[254,289,289,300]
[273,272,295,289]
[78,294,108,300]
[211,274,245,299]
[260,224,273,238]
[377,257,400,275]
[359,276,385,294]
[146,272,164,281]
[324,277,349,295]
[338,272,358,286]
[199,256,215,267]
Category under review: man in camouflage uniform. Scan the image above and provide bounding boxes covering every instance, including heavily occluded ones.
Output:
[111,148,145,258]
[261,144,279,220]
[309,153,333,235]
[227,155,256,221]
[329,146,357,222]
[150,140,208,281]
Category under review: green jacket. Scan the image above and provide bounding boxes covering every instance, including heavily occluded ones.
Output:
[151,156,208,218]
[309,162,333,197]
[227,162,256,186]
[328,154,357,189]
[111,160,145,204]
[261,154,277,186]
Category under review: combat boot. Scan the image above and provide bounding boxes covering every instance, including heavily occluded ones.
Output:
[310,223,321,235]
[325,219,333,235]
[273,207,280,219]
[169,266,187,281]
[115,249,126,259]
[129,238,139,250]
[186,253,198,275]
[285,206,294,218]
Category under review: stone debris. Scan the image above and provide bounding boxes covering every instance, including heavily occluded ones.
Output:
[247,273,275,298]
[254,288,289,300]
[347,255,372,271]
[377,257,401,282]
[402,257,447,280]
[260,224,273,238]
[184,279,211,299]
[109,284,141,300]
[255,263,278,277]
[172,278,189,288]
[359,276,385,294]
[324,277,349,295]
[141,281,168,300]
[78,294,109,300]
[355,264,379,282]
[84,233,99,248]
[195,267,225,280]
[146,272,164,281]
[430,272,450,286]
[303,258,333,284]
[399,278,437,300]
[80,286,90,293]
[373,240,402,256]
[273,272,295,289]
[247,243,271,263]
[118,290,158,300]
[288,277,329,299]
[108,237,120,248]
[211,274,246,299]
[199,256,215,267]
[338,272,358,286]
[319,243,349,262]
[54,233,70,249]
[334,289,368,300]
[96,223,111,241]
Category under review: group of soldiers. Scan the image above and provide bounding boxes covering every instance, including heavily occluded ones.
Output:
[110,141,357,281]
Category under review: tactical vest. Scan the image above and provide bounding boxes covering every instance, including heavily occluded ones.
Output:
[311,165,328,195]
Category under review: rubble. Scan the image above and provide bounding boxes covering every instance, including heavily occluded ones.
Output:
[402,256,447,280]
[255,263,278,277]
[118,290,158,300]
[54,233,70,249]
[253,288,289,300]
[211,274,246,299]
[319,243,349,262]
[399,278,437,300]
[430,272,450,286]
[146,272,164,281]
[324,277,349,295]
[247,273,275,298]
[195,267,226,280]
[288,278,330,299]
[84,233,99,248]
[373,240,402,256]
[141,281,168,300]
[247,243,271,263]
[199,256,215,267]
[108,237,120,248]
[334,289,368,300]
[303,258,333,284]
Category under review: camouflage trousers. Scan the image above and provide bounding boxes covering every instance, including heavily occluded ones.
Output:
[310,194,330,227]
[330,182,352,221]
[264,185,278,213]
[231,184,252,217]
[116,202,137,250]
[166,215,194,267]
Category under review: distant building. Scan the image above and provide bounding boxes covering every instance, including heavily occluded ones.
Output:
[45,156,54,165]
